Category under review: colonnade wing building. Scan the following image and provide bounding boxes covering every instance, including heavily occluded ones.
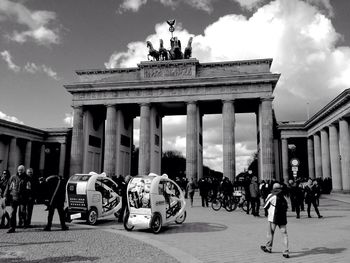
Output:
[279,89,350,193]
[64,58,280,183]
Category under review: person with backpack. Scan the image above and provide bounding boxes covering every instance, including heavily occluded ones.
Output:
[260,182,290,259]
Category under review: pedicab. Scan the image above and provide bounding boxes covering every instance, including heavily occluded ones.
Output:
[66,172,122,225]
[123,173,187,234]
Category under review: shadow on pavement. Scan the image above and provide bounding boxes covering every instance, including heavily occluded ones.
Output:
[291,247,347,258]
[160,222,227,234]
[0,240,73,248]
[0,255,99,263]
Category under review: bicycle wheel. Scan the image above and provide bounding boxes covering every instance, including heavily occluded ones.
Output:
[211,198,222,211]
[224,198,237,212]
[242,200,251,213]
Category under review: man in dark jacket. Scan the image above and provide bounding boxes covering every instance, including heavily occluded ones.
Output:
[4,165,29,233]
[261,183,289,258]
[43,175,69,231]
[249,175,260,216]
[198,177,209,207]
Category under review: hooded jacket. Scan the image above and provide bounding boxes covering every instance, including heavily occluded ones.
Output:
[264,188,288,226]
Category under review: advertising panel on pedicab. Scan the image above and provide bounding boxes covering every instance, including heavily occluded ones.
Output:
[67,174,91,210]
[127,176,154,227]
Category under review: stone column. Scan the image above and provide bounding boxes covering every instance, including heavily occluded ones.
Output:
[307,137,315,179]
[339,119,350,192]
[59,142,66,177]
[24,140,32,169]
[104,105,117,177]
[329,124,342,191]
[186,102,198,182]
[281,138,289,184]
[70,106,84,175]
[8,137,17,174]
[321,129,331,179]
[138,103,151,175]
[222,100,235,181]
[260,98,274,181]
[39,144,45,176]
[313,133,322,179]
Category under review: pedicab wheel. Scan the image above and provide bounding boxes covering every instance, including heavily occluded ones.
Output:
[150,213,162,234]
[242,200,251,213]
[87,208,98,225]
[175,211,186,224]
[211,198,222,211]
[123,212,134,231]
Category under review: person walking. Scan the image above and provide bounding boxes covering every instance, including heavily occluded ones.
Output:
[25,168,37,227]
[249,175,260,217]
[4,165,29,233]
[186,178,196,207]
[261,183,289,258]
[304,178,323,219]
[43,175,69,231]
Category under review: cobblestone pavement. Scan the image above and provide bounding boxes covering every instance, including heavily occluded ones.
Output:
[1,193,349,263]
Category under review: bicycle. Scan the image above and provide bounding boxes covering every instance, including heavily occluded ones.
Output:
[211,194,236,212]
[232,190,251,213]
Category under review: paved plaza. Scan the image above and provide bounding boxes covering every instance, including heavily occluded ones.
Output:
[1,194,350,263]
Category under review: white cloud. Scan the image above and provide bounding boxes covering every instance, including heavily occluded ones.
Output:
[118,0,214,13]
[232,0,266,10]
[0,111,24,124]
[108,0,350,173]
[24,62,59,80]
[0,0,60,45]
[63,113,73,127]
[0,50,20,72]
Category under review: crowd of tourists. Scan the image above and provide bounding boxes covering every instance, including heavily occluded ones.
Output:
[0,164,69,233]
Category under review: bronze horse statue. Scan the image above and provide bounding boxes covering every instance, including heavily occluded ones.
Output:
[147,41,160,61]
[159,39,169,61]
[169,37,183,60]
[184,37,193,59]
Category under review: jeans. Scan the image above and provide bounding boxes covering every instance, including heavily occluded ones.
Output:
[9,200,25,230]
[266,222,289,253]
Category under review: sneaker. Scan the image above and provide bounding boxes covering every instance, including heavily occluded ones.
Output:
[260,246,271,253]
[308,215,312,218]
[61,226,69,231]
[283,253,290,258]
[318,215,323,219]
[43,226,51,231]
[7,228,15,233]
[296,215,300,219]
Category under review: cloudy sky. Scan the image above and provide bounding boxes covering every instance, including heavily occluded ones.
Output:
[1,0,350,173]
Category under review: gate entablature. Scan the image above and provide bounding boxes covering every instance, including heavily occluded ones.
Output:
[65,58,279,107]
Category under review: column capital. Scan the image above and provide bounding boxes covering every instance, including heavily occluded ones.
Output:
[72,105,83,110]
[260,96,274,102]
[105,104,117,108]
[186,101,197,105]
[139,102,151,107]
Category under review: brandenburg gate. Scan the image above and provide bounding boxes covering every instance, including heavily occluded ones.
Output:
[65,58,280,182]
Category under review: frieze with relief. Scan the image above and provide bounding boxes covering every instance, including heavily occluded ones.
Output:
[143,65,192,79]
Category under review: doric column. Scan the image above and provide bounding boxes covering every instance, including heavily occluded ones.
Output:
[104,105,117,177]
[186,101,198,182]
[313,133,322,179]
[281,138,289,184]
[329,124,342,191]
[307,137,315,179]
[39,144,45,176]
[321,129,331,179]
[260,98,274,181]
[8,137,17,174]
[70,106,84,175]
[339,119,350,191]
[222,100,235,181]
[24,140,32,169]
[59,142,66,177]
[138,103,151,175]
